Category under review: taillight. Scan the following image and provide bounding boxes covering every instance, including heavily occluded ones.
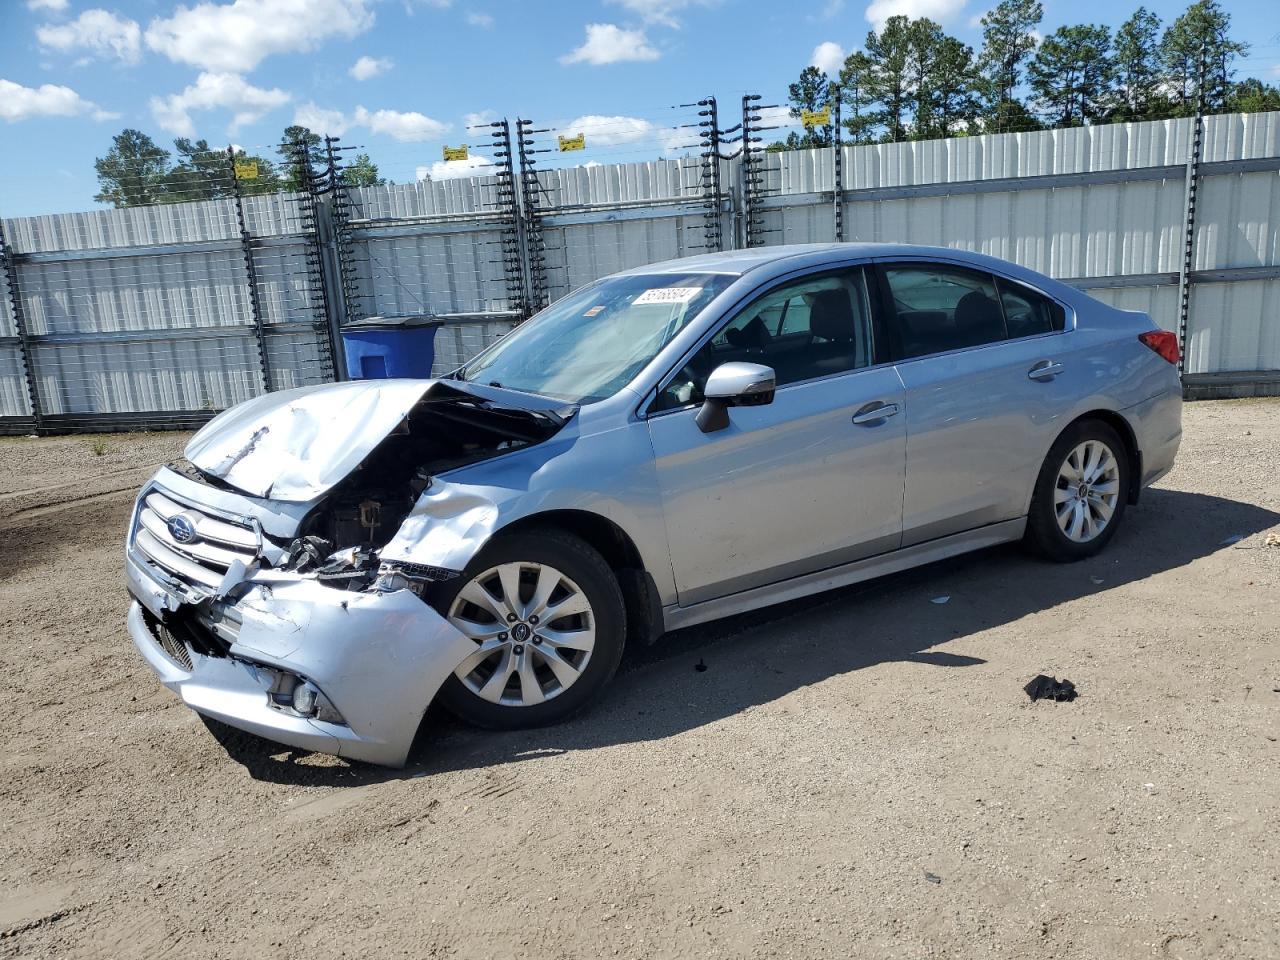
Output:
[1139,330,1181,365]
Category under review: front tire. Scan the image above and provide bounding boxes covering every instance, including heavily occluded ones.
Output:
[430,530,625,729]
[1025,419,1129,562]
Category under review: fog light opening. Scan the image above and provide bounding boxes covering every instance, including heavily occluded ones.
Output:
[266,671,347,725]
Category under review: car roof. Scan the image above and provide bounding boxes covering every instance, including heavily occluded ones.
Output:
[614,242,1082,302]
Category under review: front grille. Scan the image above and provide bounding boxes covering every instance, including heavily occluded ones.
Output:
[131,488,259,592]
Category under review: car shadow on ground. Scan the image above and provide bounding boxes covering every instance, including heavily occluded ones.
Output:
[205,488,1280,787]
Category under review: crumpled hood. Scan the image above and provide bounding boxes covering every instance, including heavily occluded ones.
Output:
[185,380,434,502]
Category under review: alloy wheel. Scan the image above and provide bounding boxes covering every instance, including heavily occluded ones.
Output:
[1053,439,1121,543]
[447,561,596,707]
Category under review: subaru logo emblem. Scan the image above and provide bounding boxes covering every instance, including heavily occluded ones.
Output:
[167,514,197,544]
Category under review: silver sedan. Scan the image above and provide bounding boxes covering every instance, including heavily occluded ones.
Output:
[123,243,1183,766]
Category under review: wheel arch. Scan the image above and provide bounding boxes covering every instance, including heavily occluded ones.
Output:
[492,509,666,646]
[1056,409,1143,504]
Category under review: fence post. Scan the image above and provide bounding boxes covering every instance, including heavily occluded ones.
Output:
[289,136,344,382]
[226,146,272,393]
[488,119,529,318]
[831,87,845,243]
[325,137,366,326]
[516,119,550,313]
[1175,48,1207,374]
[0,219,41,431]
[697,97,724,252]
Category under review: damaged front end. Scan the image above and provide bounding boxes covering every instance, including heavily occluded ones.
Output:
[124,379,575,766]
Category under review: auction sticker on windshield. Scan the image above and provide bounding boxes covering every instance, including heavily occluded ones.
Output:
[633,287,702,305]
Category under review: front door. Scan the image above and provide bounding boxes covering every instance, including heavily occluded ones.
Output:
[645,266,907,607]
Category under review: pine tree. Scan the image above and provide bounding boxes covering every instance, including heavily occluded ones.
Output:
[978,0,1043,119]
[907,19,945,139]
[1159,0,1248,113]
[865,16,915,143]
[93,129,171,207]
[838,51,879,144]
[1113,8,1164,119]
[928,35,982,137]
[1028,24,1115,126]
[787,66,835,148]
[343,153,385,187]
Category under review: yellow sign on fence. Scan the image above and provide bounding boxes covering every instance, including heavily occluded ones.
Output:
[800,107,831,129]
[233,159,259,181]
[558,133,586,152]
[442,145,469,161]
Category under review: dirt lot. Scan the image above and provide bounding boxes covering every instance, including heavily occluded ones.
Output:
[1,401,1278,960]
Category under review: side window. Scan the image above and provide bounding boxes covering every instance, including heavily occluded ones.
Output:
[997,279,1066,337]
[652,267,874,412]
[883,264,1007,360]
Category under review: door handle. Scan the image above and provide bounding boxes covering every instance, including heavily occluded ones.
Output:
[1028,360,1064,381]
[852,401,900,425]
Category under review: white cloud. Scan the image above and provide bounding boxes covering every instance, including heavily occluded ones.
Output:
[811,41,845,75]
[818,0,845,17]
[609,0,713,28]
[294,101,349,135]
[37,10,142,65]
[349,55,392,80]
[27,0,70,11]
[560,23,660,65]
[466,11,494,27]
[418,154,495,180]
[354,105,448,141]
[557,114,685,152]
[0,78,115,121]
[464,109,497,129]
[151,72,290,137]
[865,0,966,28]
[145,0,374,73]
[293,103,451,141]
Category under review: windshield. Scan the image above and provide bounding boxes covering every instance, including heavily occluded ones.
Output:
[457,273,736,403]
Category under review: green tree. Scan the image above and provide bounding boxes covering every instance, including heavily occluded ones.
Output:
[987,98,1043,134]
[1159,0,1248,113]
[865,15,915,143]
[278,124,325,192]
[1112,8,1165,120]
[978,0,1043,117]
[1029,24,1115,126]
[786,66,835,148]
[343,152,385,187]
[1226,77,1280,113]
[929,36,982,137]
[907,19,945,139]
[163,138,227,201]
[93,129,171,207]
[838,50,879,144]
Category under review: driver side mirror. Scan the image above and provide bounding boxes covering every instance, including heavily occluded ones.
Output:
[696,362,776,433]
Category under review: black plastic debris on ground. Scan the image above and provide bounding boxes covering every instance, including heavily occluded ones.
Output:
[1024,674,1078,702]
[694,658,708,673]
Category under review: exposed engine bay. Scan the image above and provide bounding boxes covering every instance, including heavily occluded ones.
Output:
[175,380,574,594]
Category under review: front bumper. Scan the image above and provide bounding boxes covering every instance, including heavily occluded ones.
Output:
[126,548,474,767]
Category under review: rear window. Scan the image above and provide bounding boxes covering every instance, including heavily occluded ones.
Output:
[997,279,1066,336]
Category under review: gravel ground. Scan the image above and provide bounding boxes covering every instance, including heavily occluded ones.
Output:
[1,400,1278,960]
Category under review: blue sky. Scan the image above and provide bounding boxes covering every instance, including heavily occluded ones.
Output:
[1,0,1277,217]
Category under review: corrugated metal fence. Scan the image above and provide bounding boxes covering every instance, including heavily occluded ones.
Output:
[2,110,1277,433]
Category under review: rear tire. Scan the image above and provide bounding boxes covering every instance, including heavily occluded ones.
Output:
[1025,419,1130,562]
[428,530,625,729]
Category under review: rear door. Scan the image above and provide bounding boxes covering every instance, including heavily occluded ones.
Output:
[646,265,907,606]
[873,259,1076,546]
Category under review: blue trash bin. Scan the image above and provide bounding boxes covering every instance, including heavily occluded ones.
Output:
[340,316,440,380]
